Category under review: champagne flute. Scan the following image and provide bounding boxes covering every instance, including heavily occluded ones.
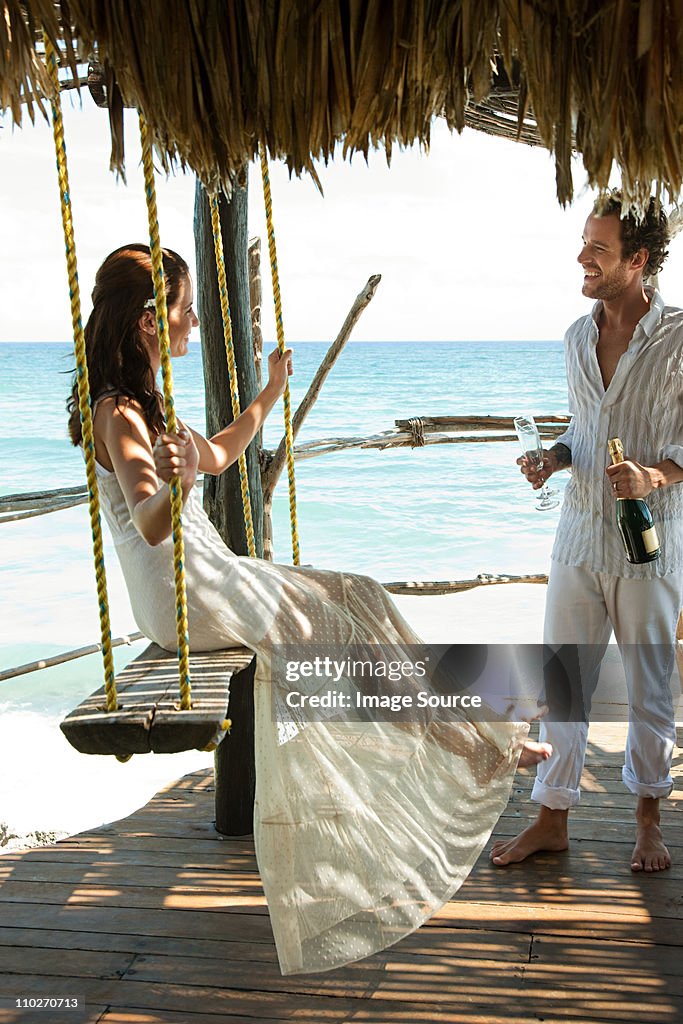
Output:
[513,415,559,511]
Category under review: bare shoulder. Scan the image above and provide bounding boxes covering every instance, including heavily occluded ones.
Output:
[93,396,155,476]
[95,394,147,434]
[95,393,142,414]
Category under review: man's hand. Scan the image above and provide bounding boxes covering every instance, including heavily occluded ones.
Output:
[606,458,657,499]
[517,448,561,490]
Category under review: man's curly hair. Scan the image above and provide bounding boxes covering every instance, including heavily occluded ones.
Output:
[594,191,670,277]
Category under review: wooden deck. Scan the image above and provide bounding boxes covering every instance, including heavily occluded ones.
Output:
[1,723,682,1024]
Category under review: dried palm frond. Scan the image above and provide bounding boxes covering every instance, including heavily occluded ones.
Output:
[2,1,683,211]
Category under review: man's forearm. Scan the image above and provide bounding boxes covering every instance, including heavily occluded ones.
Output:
[607,457,683,499]
[550,442,572,468]
[648,458,683,490]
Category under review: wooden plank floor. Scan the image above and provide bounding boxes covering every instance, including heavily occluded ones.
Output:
[1,724,682,1024]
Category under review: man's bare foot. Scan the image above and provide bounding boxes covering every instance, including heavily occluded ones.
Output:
[518,739,553,768]
[490,806,568,866]
[631,797,671,872]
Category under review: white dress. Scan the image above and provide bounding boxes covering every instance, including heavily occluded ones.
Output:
[95,460,528,975]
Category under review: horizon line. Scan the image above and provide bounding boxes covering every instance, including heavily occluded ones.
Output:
[0,337,564,346]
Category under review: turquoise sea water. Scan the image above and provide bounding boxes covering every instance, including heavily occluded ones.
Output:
[0,339,569,841]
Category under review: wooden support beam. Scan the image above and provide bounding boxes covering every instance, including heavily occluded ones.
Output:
[383,573,548,596]
[394,414,570,432]
[194,175,259,836]
[194,177,264,557]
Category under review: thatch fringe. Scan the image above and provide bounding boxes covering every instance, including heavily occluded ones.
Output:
[2,2,683,208]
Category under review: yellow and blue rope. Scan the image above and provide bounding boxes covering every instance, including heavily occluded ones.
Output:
[209,192,256,558]
[139,113,192,711]
[44,34,117,712]
[259,146,300,565]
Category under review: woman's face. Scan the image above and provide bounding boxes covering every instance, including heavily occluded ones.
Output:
[167,275,199,358]
[139,273,199,370]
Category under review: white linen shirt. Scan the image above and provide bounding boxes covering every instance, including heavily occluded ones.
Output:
[552,288,683,579]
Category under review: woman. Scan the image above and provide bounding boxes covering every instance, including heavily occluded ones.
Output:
[69,243,549,975]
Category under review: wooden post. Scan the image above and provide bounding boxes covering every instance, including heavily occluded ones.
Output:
[194,174,260,836]
[676,613,683,750]
[213,659,256,836]
[194,180,264,555]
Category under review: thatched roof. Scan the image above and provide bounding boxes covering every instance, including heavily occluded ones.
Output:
[2,2,683,208]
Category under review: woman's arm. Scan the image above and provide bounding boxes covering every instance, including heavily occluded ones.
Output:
[155,347,293,479]
[95,396,198,546]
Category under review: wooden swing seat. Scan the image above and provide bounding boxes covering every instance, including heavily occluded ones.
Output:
[60,643,254,756]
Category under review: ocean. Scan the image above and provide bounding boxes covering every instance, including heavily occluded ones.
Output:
[0,339,569,846]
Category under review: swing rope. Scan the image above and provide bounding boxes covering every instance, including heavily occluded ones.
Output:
[43,72,295,733]
[43,34,117,712]
[209,192,256,558]
[139,113,192,711]
[259,146,300,566]
[43,54,242,746]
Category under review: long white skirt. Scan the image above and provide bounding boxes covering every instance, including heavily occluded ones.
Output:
[106,479,527,975]
[246,564,527,974]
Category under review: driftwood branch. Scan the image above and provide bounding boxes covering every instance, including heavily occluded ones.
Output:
[262,274,381,497]
[261,273,381,559]
[0,478,196,523]
[0,498,87,523]
[262,419,570,464]
[0,484,87,511]
[0,484,88,522]
[2,412,570,524]
[394,414,570,432]
[383,573,548,596]
[1,412,570,524]
[0,631,145,683]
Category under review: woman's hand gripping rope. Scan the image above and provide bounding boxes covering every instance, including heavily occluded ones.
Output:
[265,346,293,399]
[153,426,200,494]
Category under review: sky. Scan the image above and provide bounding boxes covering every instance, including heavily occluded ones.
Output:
[2,96,683,344]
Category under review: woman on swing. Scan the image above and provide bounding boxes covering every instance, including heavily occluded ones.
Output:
[69,243,550,976]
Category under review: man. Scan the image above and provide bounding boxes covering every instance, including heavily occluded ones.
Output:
[491,192,683,872]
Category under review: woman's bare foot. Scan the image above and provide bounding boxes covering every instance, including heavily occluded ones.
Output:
[631,798,671,872]
[490,806,569,866]
[518,739,553,768]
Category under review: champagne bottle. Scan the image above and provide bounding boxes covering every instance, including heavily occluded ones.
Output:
[607,438,660,564]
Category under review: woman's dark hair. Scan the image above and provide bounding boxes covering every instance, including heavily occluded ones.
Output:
[68,243,190,445]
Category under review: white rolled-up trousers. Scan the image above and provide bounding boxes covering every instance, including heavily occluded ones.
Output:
[533,561,683,809]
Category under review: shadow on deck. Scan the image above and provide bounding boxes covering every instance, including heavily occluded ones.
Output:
[0,723,682,1024]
